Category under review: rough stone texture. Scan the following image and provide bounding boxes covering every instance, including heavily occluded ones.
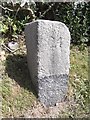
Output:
[25,20,71,106]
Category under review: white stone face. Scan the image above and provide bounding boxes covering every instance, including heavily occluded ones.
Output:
[25,20,71,106]
[37,20,70,78]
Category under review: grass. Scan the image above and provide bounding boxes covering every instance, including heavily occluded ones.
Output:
[1,38,89,118]
[1,39,37,117]
[58,45,89,118]
[65,45,89,118]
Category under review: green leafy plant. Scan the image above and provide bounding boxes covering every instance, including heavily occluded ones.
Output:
[0,1,89,45]
[0,1,35,40]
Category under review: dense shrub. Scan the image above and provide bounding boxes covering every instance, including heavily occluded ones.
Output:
[0,2,35,40]
[35,2,89,44]
[0,1,89,44]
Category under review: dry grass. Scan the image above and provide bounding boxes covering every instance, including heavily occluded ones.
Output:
[1,37,89,118]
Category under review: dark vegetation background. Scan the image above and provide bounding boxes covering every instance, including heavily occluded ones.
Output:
[0,2,90,45]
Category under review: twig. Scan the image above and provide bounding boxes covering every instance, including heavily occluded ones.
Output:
[1,43,20,54]
[0,4,13,12]
[39,3,55,19]
[14,7,20,20]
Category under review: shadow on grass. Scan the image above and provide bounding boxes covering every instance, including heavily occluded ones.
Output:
[5,54,38,98]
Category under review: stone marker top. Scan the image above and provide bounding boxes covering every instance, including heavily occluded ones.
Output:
[25,19,71,76]
[26,19,68,26]
[25,19,71,79]
[26,19,71,39]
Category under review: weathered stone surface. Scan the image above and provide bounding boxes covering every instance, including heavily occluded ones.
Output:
[25,20,71,106]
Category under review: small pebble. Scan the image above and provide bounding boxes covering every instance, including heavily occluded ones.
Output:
[8,41,19,50]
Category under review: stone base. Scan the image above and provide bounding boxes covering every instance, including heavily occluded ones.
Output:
[38,74,68,106]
